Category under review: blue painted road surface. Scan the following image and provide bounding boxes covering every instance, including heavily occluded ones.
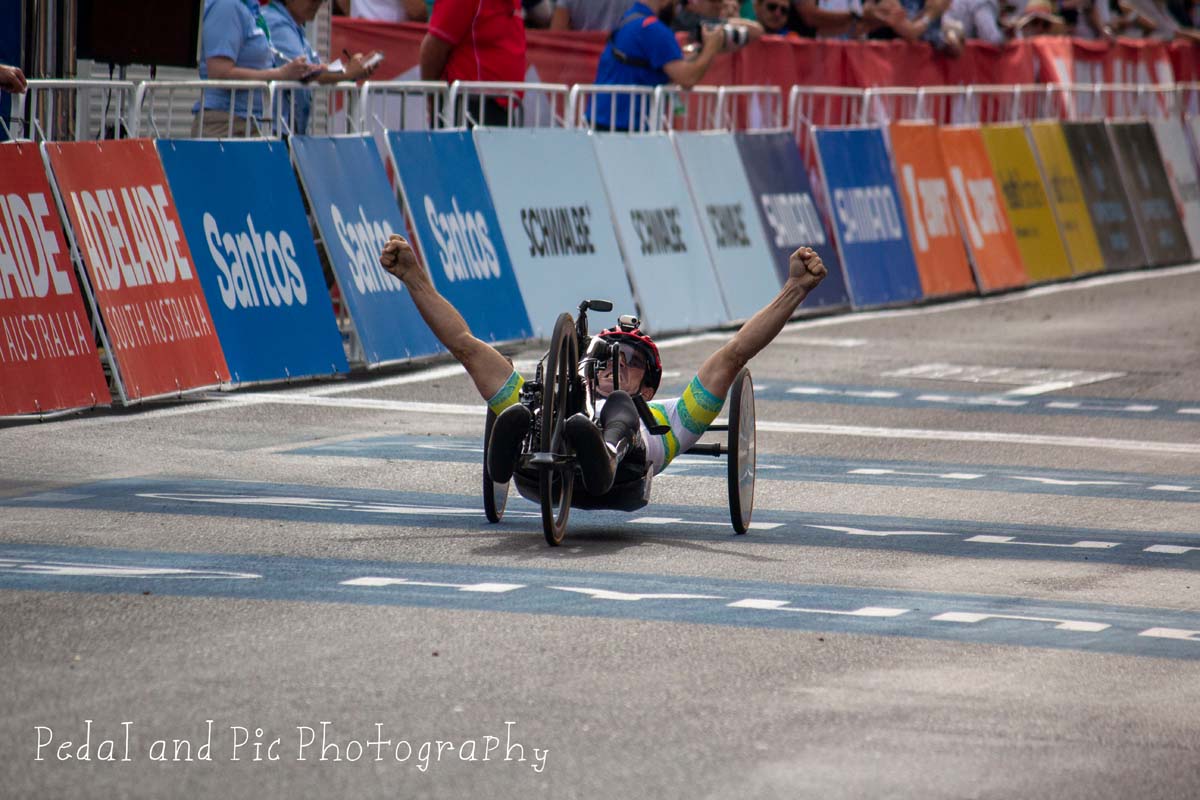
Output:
[3,541,1200,660]
[6,478,1200,570]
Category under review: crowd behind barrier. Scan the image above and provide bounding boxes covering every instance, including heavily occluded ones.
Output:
[2,76,1200,420]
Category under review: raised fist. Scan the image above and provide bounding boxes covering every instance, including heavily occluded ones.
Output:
[380,234,420,282]
[788,246,827,291]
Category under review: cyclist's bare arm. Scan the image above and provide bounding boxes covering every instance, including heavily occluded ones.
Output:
[380,234,514,401]
[696,246,827,399]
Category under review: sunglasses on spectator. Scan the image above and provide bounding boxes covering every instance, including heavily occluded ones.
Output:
[762,1,787,11]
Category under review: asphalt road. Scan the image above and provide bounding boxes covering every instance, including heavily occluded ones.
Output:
[3,263,1200,799]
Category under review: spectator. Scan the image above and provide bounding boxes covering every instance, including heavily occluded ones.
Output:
[673,0,766,42]
[753,0,793,31]
[193,0,315,138]
[796,0,895,39]
[348,0,428,21]
[943,0,1008,42]
[419,0,527,126]
[1119,0,1200,38]
[262,0,381,135]
[551,0,636,30]
[0,64,26,93]
[589,0,727,130]
[1060,0,1119,38]
[524,0,555,27]
[1013,0,1067,34]
[869,0,959,50]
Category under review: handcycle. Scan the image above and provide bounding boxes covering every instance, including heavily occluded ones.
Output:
[481,299,757,546]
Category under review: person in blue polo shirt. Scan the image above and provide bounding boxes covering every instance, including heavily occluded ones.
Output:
[262,0,380,135]
[590,0,728,131]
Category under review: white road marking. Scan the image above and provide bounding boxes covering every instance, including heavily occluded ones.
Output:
[340,577,524,592]
[849,468,984,480]
[1144,545,1200,554]
[1149,485,1197,493]
[0,560,260,579]
[963,535,1119,550]
[1006,476,1133,487]
[728,599,909,617]
[306,364,468,396]
[931,612,1110,632]
[629,516,782,530]
[1139,627,1200,641]
[550,587,725,602]
[805,525,955,537]
[754,421,1200,455]
[788,386,901,399]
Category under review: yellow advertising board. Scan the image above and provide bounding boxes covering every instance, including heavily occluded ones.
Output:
[980,124,1073,282]
[1026,122,1105,275]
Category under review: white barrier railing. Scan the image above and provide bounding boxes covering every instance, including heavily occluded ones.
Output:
[788,86,866,133]
[567,84,658,133]
[446,81,569,128]
[10,79,137,141]
[132,79,273,139]
[654,85,721,132]
[359,80,448,136]
[715,85,786,132]
[269,81,364,136]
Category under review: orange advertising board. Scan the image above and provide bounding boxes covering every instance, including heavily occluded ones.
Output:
[980,124,1073,283]
[888,123,976,297]
[937,126,1028,292]
[1026,122,1105,275]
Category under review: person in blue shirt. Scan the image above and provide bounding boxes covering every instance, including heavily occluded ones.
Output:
[590,0,728,131]
[194,0,316,137]
[262,0,380,135]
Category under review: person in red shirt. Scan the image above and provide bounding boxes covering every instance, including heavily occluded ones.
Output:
[419,0,527,126]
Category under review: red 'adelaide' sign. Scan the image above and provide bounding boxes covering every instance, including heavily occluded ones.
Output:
[45,139,229,401]
[0,144,111,416]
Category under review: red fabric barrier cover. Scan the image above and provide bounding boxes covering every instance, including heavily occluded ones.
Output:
[335,19,1198,94]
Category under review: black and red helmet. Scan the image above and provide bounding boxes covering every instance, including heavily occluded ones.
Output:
[596,315,662,394]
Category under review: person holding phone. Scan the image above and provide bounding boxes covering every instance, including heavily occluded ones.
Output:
[194,0,315,137]
[262,0,382,134]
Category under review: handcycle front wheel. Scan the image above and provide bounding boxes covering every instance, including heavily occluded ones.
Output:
[482,408,510,523]
[727,367,756,534]
[538,312,579,546]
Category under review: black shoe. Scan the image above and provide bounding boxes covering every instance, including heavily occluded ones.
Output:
[564,413,616,495]
[487,404,532,484]
[599,391,640,462]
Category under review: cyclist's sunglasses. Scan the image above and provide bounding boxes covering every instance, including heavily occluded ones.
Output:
[611,343,648,372]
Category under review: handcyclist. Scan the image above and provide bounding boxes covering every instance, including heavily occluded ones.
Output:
[378,235,827,494]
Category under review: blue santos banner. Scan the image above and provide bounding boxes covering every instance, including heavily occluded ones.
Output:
[813,127,923,309]
[672,132,784,323]
[473,127,635,337]
[290,135,443,365]
[590,133,729,334]
[385,130,531,345]
[733,132,850,310]
[156,139,348,384]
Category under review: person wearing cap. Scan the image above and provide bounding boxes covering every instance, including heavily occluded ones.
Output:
[377,235,828,497]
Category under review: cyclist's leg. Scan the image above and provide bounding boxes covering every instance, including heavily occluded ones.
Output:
[564,390,639,495]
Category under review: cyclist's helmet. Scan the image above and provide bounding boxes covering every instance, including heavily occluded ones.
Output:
[597,315,662,396]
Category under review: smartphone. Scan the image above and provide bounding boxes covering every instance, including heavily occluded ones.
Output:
[362,52,385,70]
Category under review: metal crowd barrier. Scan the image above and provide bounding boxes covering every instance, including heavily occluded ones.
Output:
[446,81,569,128]
[132,79,273,139]
[715,85,786,132]
[567,84,657,133]
[269,81,364,136]
[359,79,448,136]
[653,85,721,132]
[9,79,136,141]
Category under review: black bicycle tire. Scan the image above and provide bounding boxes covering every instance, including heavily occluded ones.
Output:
[540,313,577,546]
[728,367,756,534]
